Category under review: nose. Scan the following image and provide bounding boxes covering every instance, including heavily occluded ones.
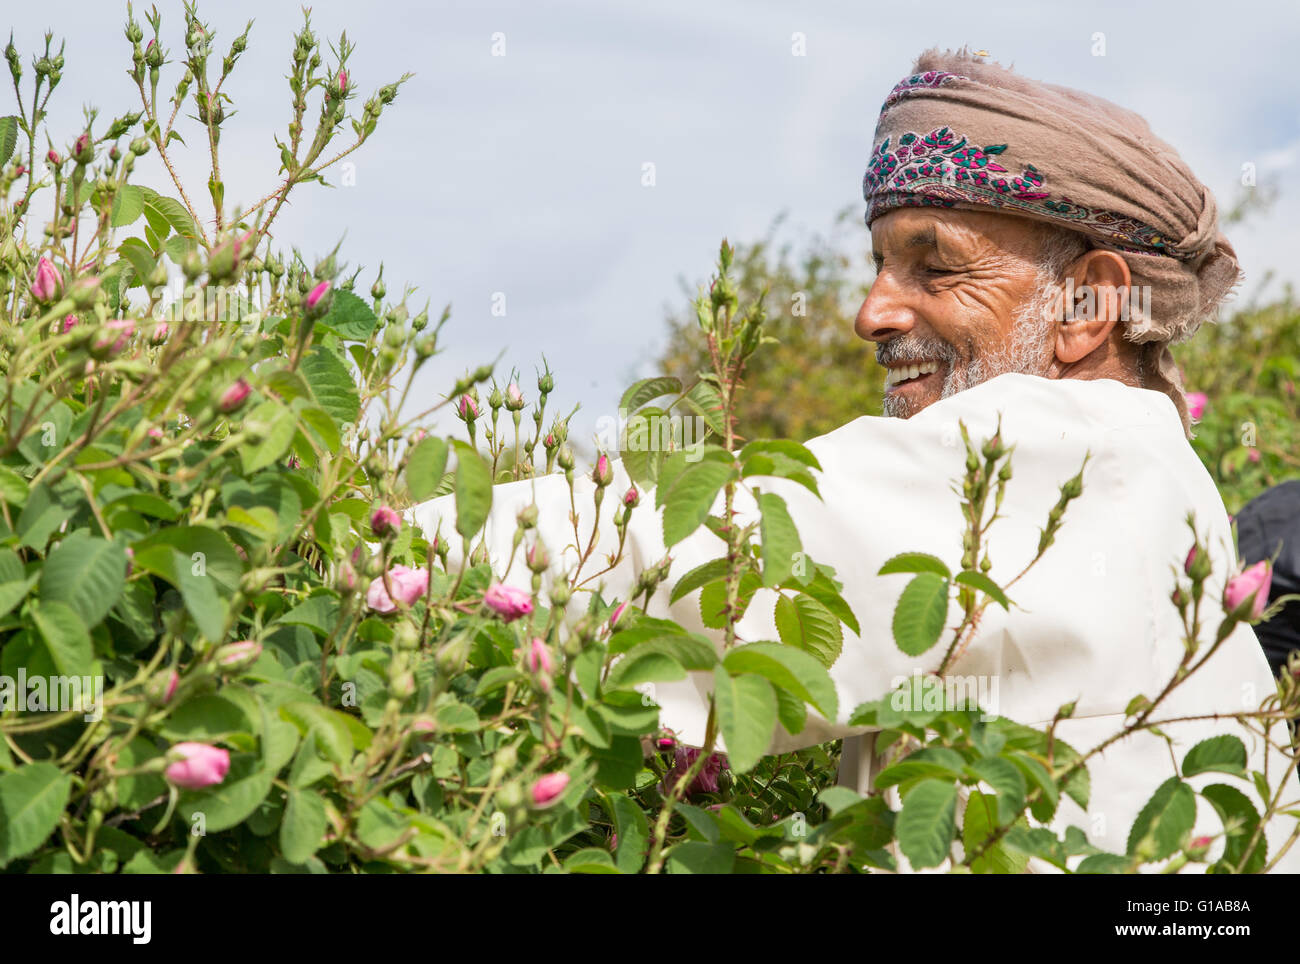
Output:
[854,271,916,344]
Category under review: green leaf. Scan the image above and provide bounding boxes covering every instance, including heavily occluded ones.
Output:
[721,641,837,720]
[661,460,734,547]
[773,592,842,667]
[967,757,1026,824]
[891,573,950,656]
[280,789,328,864]
[1126,777,1196,862]
[452,442,493,539]
[962,791,1029,874]
[953,570,1011,609]
[895,779,958,869]
[39,531,127,630]
[711,666,776,774]
[1182,735,1247,778]
[1075,853,1133,874]
[562,848,621,874]
[137,186,199,240]
[301,346,360,423]
[667,840,735,874]
[605,650,686,690]
[30,600,93,678]
[620,376,682,414]
[406,437,450,502]
[319,289,379,341]
[240,403,297,473]
[668,557,730,604]
[879,552,952,579]
[0,116,18,167]
[787,565,861,634]
[757,491,801,588]
[680,381,725,436]
[0,763,71,867]
[110,184,145,227]
[1202,783,1266,873]
[607,791,649,869]
[739,439,822,472]
[179,756,274,833]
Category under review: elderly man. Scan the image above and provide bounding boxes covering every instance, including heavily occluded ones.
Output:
[413,49,1299,871]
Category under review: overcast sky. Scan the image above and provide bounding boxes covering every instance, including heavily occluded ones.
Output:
[9,0,1299,452]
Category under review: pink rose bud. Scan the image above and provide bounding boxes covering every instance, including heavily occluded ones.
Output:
[218,378,251,413]
[125,546,135,577]
[366,565,430,613]
[164,742,231,790]
[148,427,163,439]
[412,716,435,739]
[1186,835,1213,859]
[1224,560,1272,621]
[505,382,525,410]
[92,319,136,356]
[151,321,169,344]
[483,583,534,622]
[335,69,349,95]
[61,314,77,333]
[1248,448,1261,464]
[13,164,24,177]
[215,639,262,671]
[530,772,570,807]
[73,132,92,162]
[609,601,628,631]
[622,486,639,509]
[1185,547,1198,575]
[410,428,428,444]
[163,670,179,704]
[30,256,61,302]
[305,279,332,310]
[527,637,554,675]
[457,394,480,420]
[370,505,402,538]
[46,148,60,165]
[544,432,556,448]
[655,729,677,750]
[1186,392,1208,422]
[592,453,613,488]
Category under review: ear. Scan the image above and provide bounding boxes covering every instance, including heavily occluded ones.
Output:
[1054,249,1132,365]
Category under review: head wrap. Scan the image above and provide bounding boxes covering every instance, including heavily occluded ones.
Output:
[863,48,1240,434]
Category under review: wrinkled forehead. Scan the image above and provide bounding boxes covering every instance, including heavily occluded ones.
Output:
[869,207,1047,262]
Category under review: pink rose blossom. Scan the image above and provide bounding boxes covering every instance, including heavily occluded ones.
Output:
[1225,560,1272,621]
[483,583,533,622]
[164,742,231,790]
[530,772,570,806]
[1186,392,1208,422]
[457,394,480,420]
[366,565,429,613]
[662,746,728,796]
[61,314,77,333]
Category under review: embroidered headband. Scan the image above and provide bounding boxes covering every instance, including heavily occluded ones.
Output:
[864,49,1242,435]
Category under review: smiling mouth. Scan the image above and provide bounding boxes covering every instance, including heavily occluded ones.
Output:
[883,360,942,390]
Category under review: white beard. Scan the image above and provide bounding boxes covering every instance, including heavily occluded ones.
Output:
[880,273,1061,419]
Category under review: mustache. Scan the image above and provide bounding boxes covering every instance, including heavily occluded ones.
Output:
[875,333,958,368]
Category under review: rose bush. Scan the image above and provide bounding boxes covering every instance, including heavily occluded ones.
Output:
[0,6,1297,875]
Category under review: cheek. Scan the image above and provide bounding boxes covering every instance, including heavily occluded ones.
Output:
[930,284,1022,355]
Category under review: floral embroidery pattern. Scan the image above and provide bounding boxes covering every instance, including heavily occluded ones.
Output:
[878,70,965,114]
[862,127,1186,258]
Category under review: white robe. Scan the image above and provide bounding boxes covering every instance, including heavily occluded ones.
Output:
[411,373,1300,872]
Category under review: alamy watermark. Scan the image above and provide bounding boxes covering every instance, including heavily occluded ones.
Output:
[0,671,103,721]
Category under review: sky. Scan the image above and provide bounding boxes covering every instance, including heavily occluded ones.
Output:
[8,0,1300,454]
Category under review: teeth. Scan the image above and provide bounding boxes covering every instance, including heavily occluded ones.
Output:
[885,361,941,387]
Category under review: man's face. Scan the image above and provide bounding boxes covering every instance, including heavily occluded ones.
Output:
[856,208,1062,418]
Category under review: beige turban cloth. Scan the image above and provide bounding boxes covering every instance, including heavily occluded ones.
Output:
[863,49,1241,433]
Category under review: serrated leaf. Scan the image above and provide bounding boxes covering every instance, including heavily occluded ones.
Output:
[661,460,734,547]
[1126,776,1196,862]
[38,530,127,630]
[757,491,801,587]
[406,436,450,502]
[620,376,682,414]
[721,641,837,720]
[0,763,71,867]
[891,573,949,656]
[711,667,776,773]
[895,779,957,869]
[953,570,1011,609]
[1182,734,1247,778]
[879,552,952,578]
[452,442,492,539]
[773,592,842,667]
